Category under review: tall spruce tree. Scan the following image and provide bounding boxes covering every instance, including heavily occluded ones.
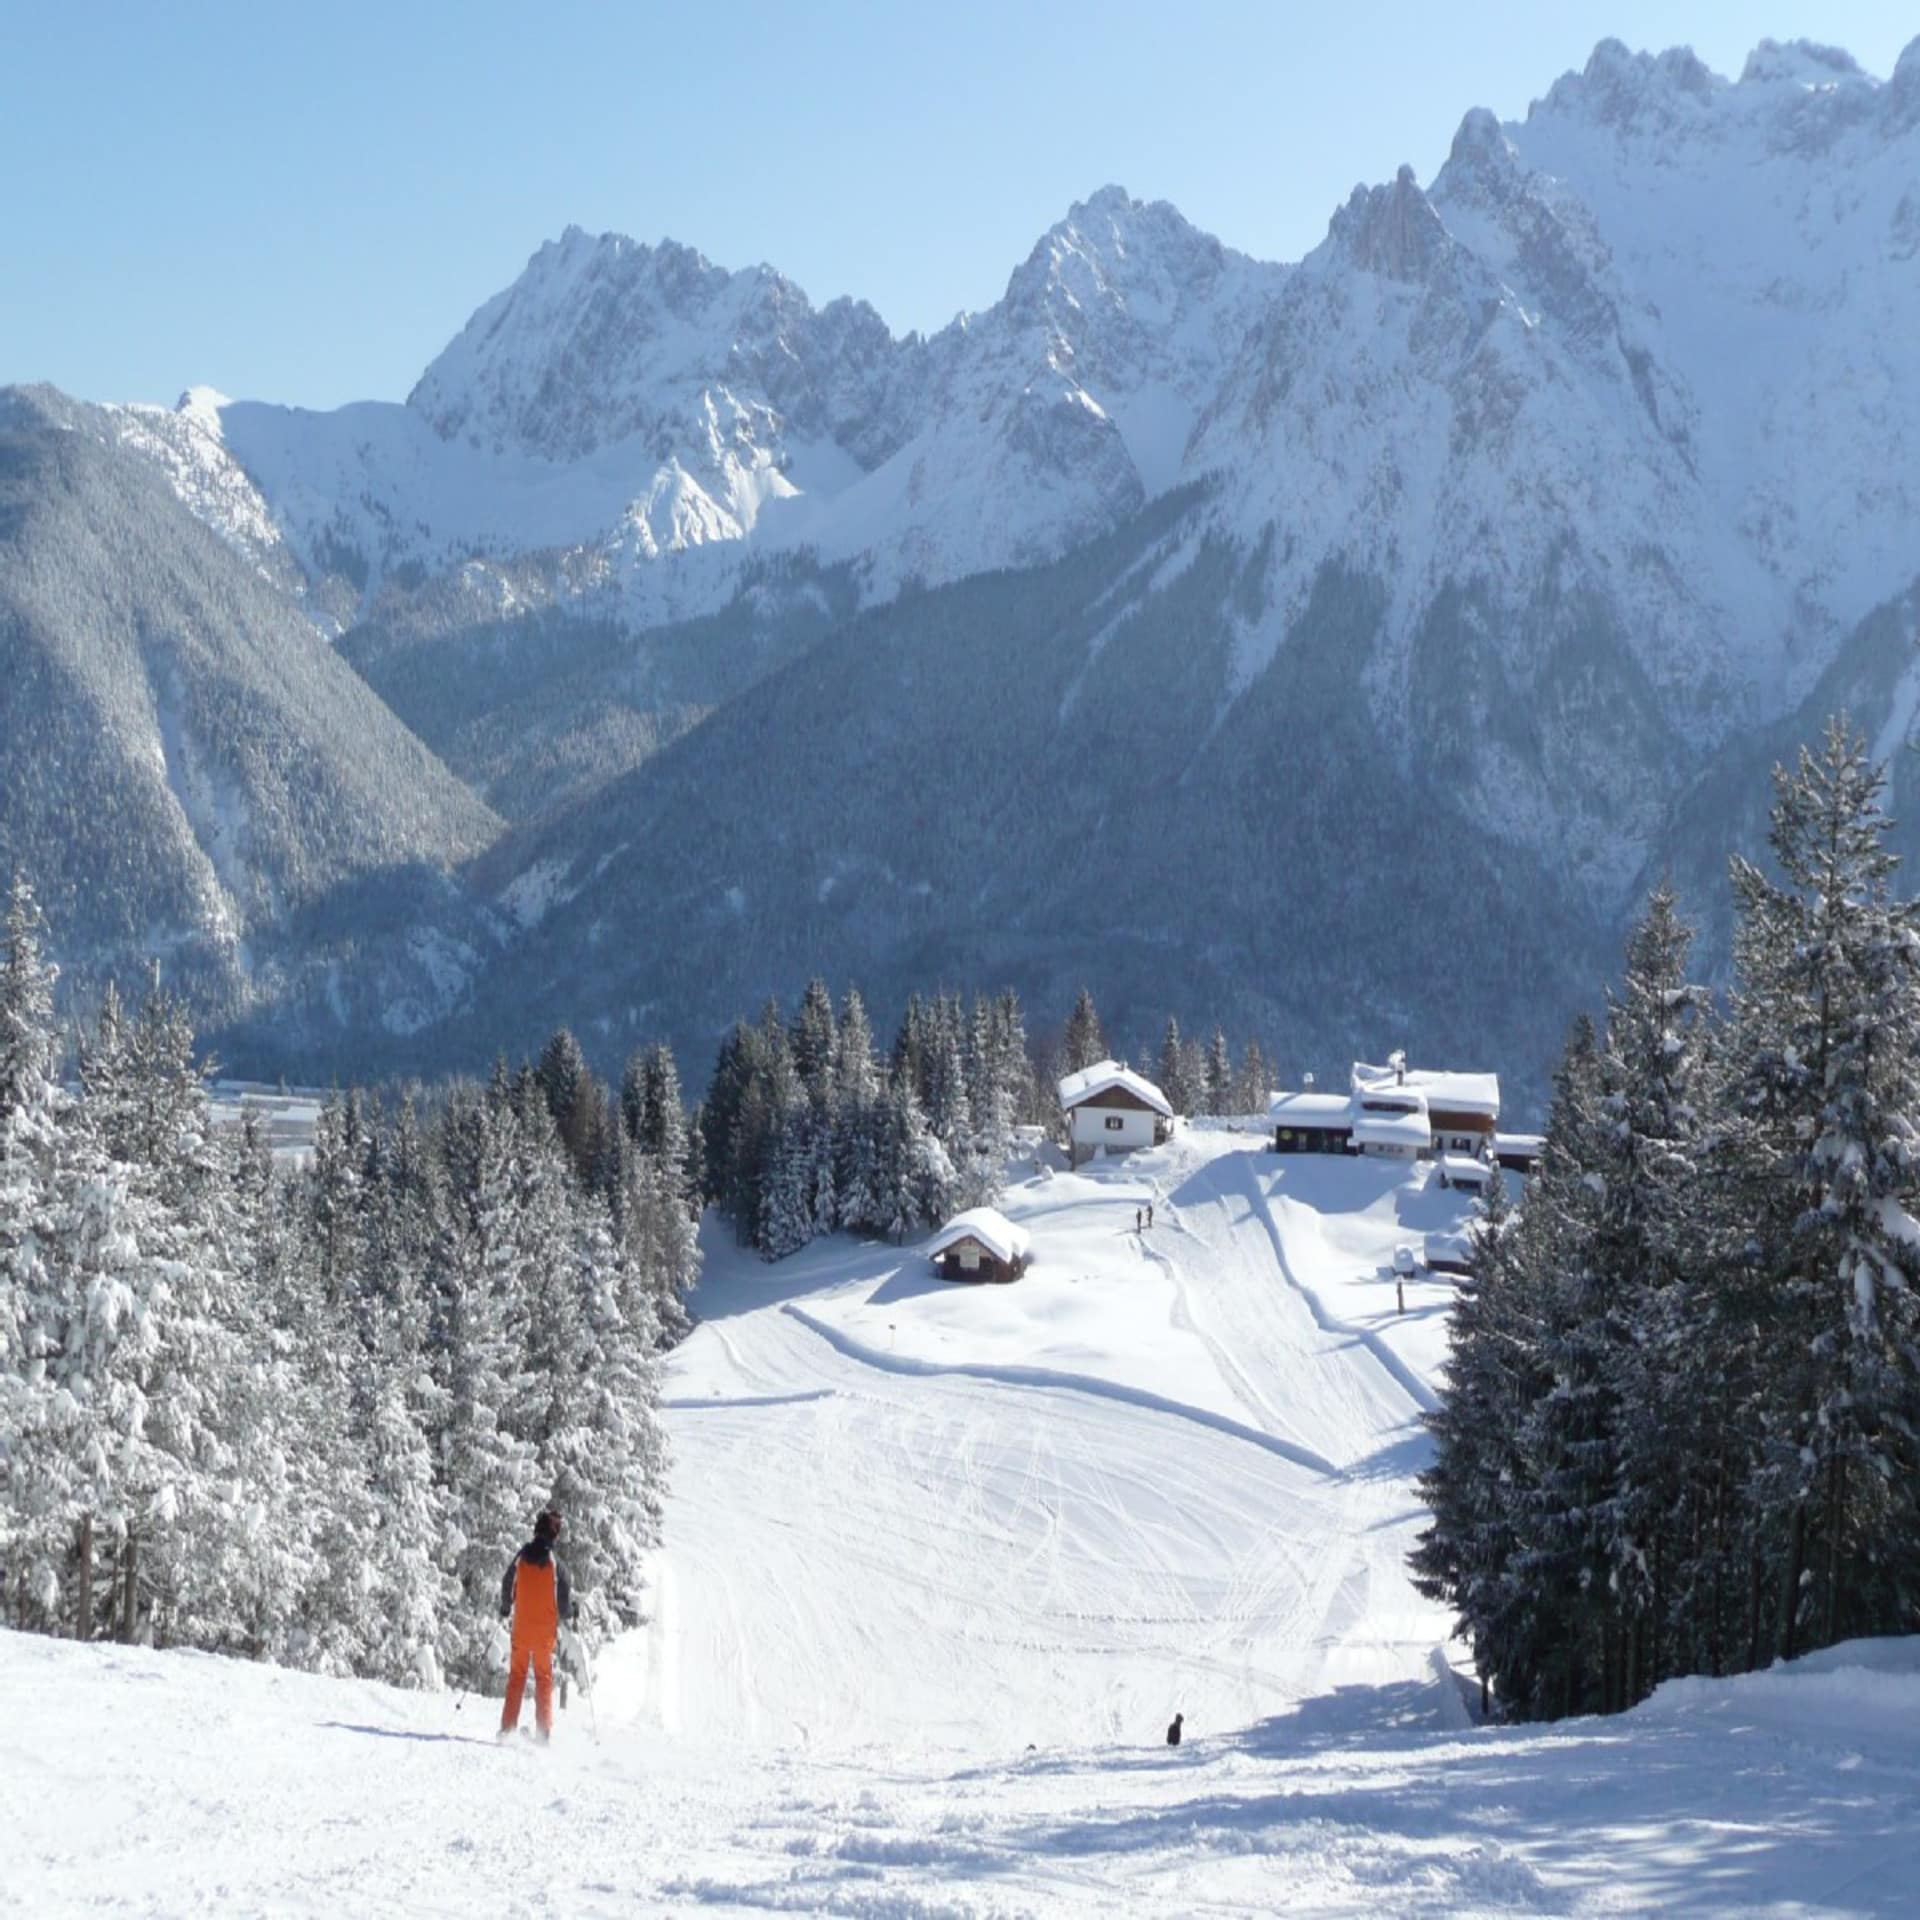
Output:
[1158,1018,1189,1116]
[1721,718,1920,1660]
[1060,988,1107,1077]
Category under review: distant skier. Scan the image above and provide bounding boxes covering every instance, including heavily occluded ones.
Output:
[499,1508,575,1742]
[1136,1207,1143,1232]
[1166,1711,1184,1746]
[1147,1201,1155,1228]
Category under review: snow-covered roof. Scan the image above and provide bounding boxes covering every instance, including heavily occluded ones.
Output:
[1056,1060,1173,1119]
[926,1208,1033,1267]
[1352,1060,1500,1117]
[1351,1109,1432,1150]
[1425,1230,1477,1272]
[1495,1132,1545,1157]
[1435,1154,1493,1185]
[1268,1091,1354,1127]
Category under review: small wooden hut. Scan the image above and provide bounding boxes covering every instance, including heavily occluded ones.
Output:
[927,1207,1033,1284]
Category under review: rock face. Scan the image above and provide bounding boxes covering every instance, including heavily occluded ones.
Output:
[9,35,1920,1086]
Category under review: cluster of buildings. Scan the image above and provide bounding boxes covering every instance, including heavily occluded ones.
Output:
[923,1052,1538,1285]
[1269,1056,1541,1176]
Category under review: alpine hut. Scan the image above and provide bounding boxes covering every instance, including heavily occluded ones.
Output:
[927,1207,1033,1284]
[1057,1060,1173,1168]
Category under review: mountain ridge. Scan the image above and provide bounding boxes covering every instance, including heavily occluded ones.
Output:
[6,33,1919,1087]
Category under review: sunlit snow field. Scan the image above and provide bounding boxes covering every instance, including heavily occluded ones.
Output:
[10,1127,1920,1915]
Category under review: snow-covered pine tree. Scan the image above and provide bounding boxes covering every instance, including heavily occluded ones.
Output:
[792,977,837,1113]
[434,1097,544,1690]
[831,989,882,1230]
[346,1098,455,1687]
[630,1042,692,1200]
[307,1093,364,1312]
[1412,1166,1550,1717]
[924,1000,972,1165]
[1157,1018,1188,1116]
[1205,1028,1233,1116]
[757,1092,816,1262]
[870,1072,948,1242]
[624,1145,701,1344]
[1234,1040,1271,1118]
[1505,1011,1635,1719]
[534,1027,594,1181]
[991,989,1039,1127]
[1596,884,1713,1702]
[221,1111,325,1666]
[0,880,64,1607]
[960,994,1015,1205]
[1060,987,1107,1078]
[536,1195,666,1647]
[891,994,930,1106]
[699,1021,759,1215]
[1719,718,1920,1662]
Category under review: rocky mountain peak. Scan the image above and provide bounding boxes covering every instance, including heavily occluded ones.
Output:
[1438,107,1522,206]
[1325,165,1451,283]
[1888,36,1920,132]
[1738,39,1865,89]
[1535,39,1718,133]
[1003,186,1234,323]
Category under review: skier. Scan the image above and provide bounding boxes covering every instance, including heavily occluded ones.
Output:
[1135,1207,1143,1232]
[1166,1711,1184,1746]
[499,1508,575,1742]
[1147,1201,1155,1228]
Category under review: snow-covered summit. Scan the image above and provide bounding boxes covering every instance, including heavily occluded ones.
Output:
[102,32,1920,773]
[408,225,908,472]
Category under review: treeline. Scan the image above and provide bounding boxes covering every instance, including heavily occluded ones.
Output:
[696,982,1039,1258]
[692,980,1282,1261]
[0,890,688,1687]
[1415,720,1920,1719]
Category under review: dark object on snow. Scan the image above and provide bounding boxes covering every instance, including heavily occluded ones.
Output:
[1135,1208,1143,1231]
[1166,1712,1183,1746]
[1147,1202,1154,1227]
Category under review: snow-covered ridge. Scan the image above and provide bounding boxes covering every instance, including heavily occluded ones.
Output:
[106,34,1920,752]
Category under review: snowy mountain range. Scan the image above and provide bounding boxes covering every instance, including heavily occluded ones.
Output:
[6,34,1920,1084]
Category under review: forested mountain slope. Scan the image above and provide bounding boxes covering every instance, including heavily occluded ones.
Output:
[0,388,500,1035]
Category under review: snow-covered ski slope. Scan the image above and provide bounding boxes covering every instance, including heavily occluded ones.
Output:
[625,1128,1460,1758]
[12,1127,1920,1915]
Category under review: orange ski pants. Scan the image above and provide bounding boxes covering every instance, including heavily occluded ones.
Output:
[501,1643,555,1738]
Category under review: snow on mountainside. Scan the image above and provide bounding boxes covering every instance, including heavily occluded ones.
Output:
[785,188,1287,595]
[116,36,1920,735]
[1498,39,1920,708]
[113,190,1282,614]
[1196,37,1920,739]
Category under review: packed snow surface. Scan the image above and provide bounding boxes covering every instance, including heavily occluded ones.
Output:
[12,1128,1920,1913]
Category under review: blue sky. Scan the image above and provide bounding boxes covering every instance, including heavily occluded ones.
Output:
[3,2,1912,409]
